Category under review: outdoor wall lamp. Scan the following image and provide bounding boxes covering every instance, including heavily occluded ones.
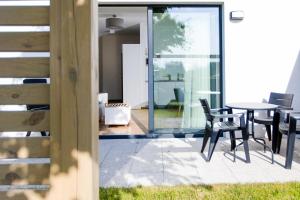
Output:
[230,11,244,21]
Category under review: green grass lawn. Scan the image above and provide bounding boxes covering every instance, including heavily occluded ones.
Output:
[100,183,300,200]
[155,108,182,118]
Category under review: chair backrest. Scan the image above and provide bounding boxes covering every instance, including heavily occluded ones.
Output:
[174,88,184,103]
[269,92,294,108]
[23,79,49,110]
[200,98,214,122]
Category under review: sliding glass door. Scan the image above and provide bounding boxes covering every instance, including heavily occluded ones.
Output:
[148,6,222,134]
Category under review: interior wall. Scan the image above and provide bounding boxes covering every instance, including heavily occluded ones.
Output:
[138,10,149,107]
[99,33,139,100]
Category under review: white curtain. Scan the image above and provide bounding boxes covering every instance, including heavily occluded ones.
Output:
[182,12,212,128]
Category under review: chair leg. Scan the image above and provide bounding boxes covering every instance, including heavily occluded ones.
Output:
[272,111,280,153]
[276,133,283,154]
[178,105,182,116]
[265,125,272,141]
[26,131,31,137]
[285,132,296,169]
[241,130,251,163]
[272,125,279,153]
[229,131,236,151]
[201,128,210,153]
[207,131,221,161]
[227,108,236,151]
[41,131,47,136]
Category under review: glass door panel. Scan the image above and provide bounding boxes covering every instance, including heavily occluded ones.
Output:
[152,6,222,134]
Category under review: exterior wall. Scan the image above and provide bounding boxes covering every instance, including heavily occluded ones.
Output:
[224,0,300,110]
[99,0,300,111]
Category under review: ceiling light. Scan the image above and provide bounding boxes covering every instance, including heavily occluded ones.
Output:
[106,15,124,30]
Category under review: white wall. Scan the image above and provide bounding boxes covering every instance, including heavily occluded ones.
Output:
[138,9,149,106]
[123,44,143,108]
[224,0,300,110]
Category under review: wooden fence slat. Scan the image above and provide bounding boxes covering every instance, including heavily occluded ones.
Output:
[0,6,49,25]
[0,191,47,200]
[0,58,49,78]
[0,137,50,159]
[0,32,49,52]
[0,84,49,105]
[0,111,49,132]
[0,164,49,185]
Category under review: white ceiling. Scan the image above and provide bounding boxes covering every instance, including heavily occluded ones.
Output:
[98,7,147,36]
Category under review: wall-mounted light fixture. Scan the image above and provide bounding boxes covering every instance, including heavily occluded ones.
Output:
[230,11,244,21]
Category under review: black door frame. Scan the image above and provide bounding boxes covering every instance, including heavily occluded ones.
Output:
[147,5,224,135]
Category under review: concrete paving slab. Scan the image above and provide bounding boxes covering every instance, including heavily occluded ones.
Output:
[99,137,300,187]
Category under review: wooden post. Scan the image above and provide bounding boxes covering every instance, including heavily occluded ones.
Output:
[49,0,99,199]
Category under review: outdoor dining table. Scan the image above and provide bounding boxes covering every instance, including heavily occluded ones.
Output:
[226,102,278,153]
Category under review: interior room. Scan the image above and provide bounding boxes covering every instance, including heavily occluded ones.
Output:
[98,6,149,135]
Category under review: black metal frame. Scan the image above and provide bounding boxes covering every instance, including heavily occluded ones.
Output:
[148,5,224,136]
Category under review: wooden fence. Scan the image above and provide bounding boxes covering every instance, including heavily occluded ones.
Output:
[0,1,99,199]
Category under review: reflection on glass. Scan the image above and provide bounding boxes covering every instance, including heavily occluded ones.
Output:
[153,7,221,133]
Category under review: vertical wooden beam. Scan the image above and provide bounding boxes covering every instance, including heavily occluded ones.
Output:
[49,0,63,199]
[49,0,99,199]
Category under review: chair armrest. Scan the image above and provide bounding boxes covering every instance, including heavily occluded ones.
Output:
[211,108,231,113]
[277,106,293,111]
[256,107,293,119]
[276,109,295,123]
[280,109,293,115]
[212,113,244,119]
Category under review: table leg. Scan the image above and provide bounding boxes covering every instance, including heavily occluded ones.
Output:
[242,128,250,163]
[285,117,297,169]
[228,108,236,150]
[272,111,280,153]
[246,110,251,134]
[285,131,296,169]
[250,110,274,163]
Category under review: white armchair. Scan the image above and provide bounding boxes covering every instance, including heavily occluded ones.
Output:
[105,103,131,125]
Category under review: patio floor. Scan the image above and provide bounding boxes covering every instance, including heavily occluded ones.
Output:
[100,136,300,188]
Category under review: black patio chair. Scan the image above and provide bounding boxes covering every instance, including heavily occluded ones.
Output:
[252,92,294,141]
[174,88,184,116]
[200,99,250,162]
[273,111,300,169]
[23,78,50,137]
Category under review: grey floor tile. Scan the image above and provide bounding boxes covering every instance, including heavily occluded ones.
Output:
[99,137,300,187]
